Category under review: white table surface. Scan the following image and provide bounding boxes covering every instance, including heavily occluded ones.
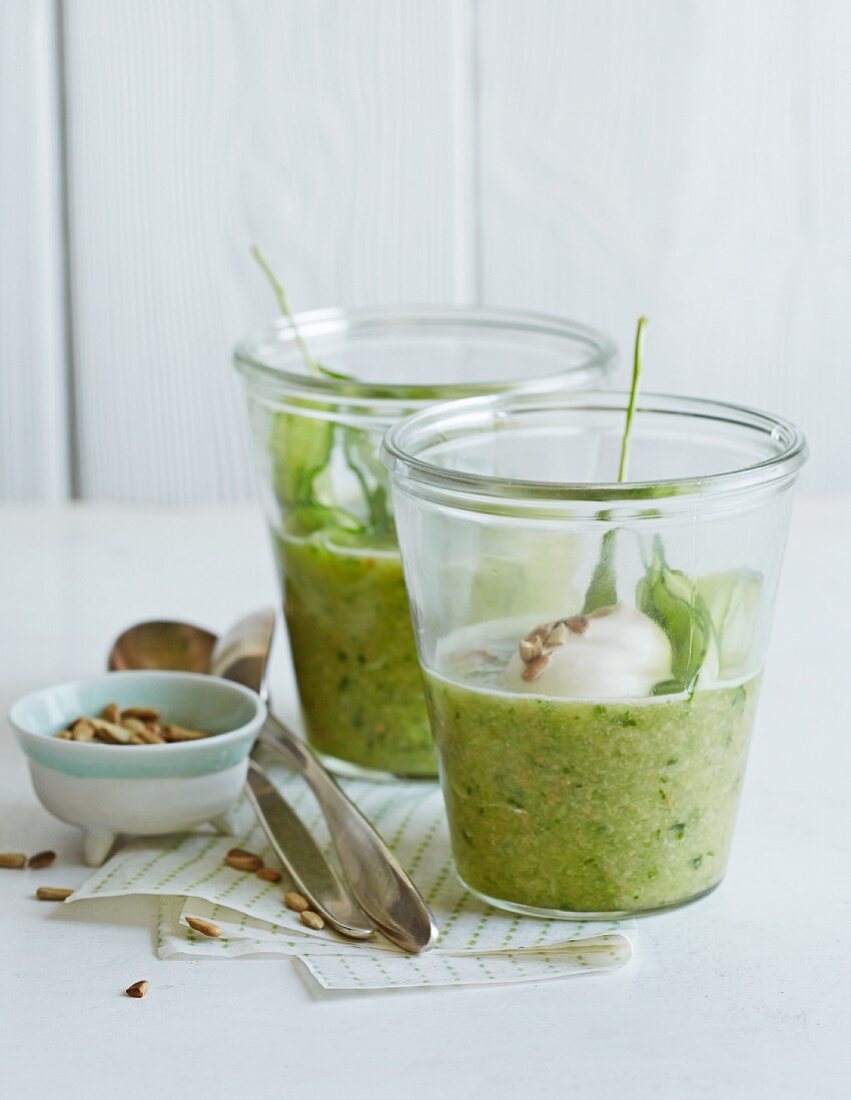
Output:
[0,500,848,1099]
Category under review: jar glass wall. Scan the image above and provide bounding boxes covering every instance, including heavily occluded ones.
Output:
[233,307,615,780]
[382,391,807,914]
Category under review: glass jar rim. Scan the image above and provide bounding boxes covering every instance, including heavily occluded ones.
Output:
[381,390,809,509]
[233,303,617,405]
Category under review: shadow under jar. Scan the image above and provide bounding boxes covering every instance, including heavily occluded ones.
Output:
[381,391,807,914]
[233,306,615,780]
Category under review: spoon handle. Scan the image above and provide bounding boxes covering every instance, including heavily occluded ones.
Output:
[258,717,439,955]
[245,757,375,941]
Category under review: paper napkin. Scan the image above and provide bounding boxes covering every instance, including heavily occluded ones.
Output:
[71,755,634,990]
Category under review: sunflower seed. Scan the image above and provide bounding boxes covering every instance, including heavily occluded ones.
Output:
[225,853,263,872]
[521,653,551,681]
[28,850,57,870]
[227,847,260,861]
[36,886,73,901]
[121,707,160,721]
[257,866,281,882]
[545,622,569,647]
[284,892,309,913]
[90,719,133,745]
[70,718,96,742]
[518,635,543,663]
[185,916,222,938]
[163,724,209,742]
[137,726,165,744]
[300,910,325,931]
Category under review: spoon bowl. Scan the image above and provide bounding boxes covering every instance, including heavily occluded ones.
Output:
[109,620,217,675]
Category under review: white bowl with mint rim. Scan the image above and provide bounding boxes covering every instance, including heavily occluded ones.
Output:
[381,385,808,919]
[9,670,267,865]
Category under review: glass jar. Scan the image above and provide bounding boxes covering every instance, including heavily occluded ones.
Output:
[381,390,807,915]
[233,306,615,780]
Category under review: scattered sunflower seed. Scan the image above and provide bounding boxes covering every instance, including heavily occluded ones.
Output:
[227,847,260,860]
[300,910,325,931]
[284,891,309,913]
[225,852,263,872]
[36,886,73,901]
[186,916,222,938]
[28,850,57,870]
[256,866,281,882]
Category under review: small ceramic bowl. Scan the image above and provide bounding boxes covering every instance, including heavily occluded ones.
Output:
[9,670,267,865]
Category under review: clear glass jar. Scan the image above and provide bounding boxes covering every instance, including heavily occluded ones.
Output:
[233,306,616,780]
[381,390,807,915]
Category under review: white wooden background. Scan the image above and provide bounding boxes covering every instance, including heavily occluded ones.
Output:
[2,0,848,502]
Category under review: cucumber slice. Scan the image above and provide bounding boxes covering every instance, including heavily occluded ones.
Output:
[636,536,713,692]
[466,537,584,622]
[695,569,762,677]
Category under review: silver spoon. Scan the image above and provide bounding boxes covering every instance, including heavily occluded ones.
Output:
[108,620,375,941]
[209,609,439,956]
[110,615,439,954]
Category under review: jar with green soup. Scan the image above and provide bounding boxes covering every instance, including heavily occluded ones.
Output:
[234,303,615,779]
[382,380,807,913]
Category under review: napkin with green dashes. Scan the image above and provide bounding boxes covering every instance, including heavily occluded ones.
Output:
[70,753,634,990]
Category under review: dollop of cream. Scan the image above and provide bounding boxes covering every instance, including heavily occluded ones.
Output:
[501,603,672,699]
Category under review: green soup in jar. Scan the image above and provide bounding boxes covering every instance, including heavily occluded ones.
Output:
[274,527,436,777]
[424,643,759,915]
[234,305,617,780]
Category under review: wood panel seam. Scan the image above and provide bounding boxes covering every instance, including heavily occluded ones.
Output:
[55,0,78,499]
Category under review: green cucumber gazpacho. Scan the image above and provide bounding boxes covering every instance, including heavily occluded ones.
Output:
[425,601,760,915]
[423,319,764,915]
[253,249,436,777]
[274,528,434,776]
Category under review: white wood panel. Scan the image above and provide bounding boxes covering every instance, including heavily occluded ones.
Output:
[63,0,468,502]
[0,0,69,501]
[479,0,851,490]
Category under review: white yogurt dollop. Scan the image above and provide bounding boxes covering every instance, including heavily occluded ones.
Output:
[501,602,673,699]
